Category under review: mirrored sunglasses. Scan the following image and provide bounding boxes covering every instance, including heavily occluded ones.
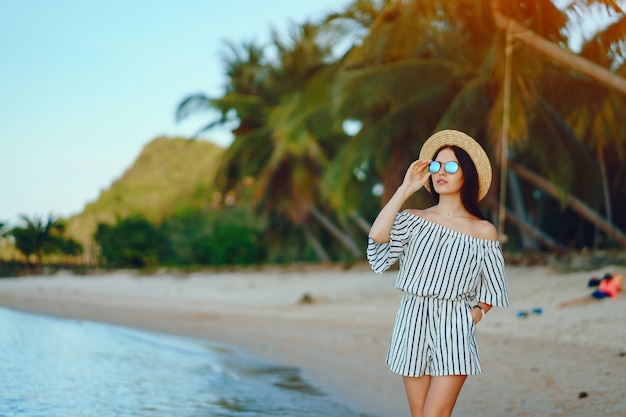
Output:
[428,161,460,175]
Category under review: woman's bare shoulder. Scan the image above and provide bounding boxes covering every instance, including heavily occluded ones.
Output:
[472,219,499,241]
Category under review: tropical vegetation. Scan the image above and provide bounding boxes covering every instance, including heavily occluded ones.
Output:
[5,214,82,272]
[3,0,625,275]
[176,0,626,262]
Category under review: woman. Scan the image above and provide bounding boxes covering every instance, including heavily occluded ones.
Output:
[367,130,510,417]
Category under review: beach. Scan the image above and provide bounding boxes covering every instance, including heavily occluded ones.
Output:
[1,264,625,417]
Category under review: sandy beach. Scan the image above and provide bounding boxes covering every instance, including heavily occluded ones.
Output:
[1,263,625,417]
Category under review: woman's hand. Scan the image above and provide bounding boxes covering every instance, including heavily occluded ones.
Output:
[401,159,431,193]
[470,308,483,324]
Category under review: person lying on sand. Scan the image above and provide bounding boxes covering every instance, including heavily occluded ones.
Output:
[557,273,623,309]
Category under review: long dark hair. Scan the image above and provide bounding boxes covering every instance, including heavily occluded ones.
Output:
[428,145,485,220]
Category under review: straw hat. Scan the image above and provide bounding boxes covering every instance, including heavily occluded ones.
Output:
[418,129,492,201]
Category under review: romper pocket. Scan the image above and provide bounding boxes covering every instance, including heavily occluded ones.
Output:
[465,302,477,328]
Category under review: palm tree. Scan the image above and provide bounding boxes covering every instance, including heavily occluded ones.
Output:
[489,0,626,246]
[326,0,626,250]
[557,2,626,225]
[10,214,82,271]
[247,23,363,258]
[0,221,8,260]
[178,21,363,260]
[329,1,565,220]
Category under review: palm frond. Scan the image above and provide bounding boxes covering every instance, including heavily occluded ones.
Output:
[517,98,599,204]
[175,94,213,123]
[325,81,457,199]
[334,58,472,119]
[580,14,626,66]
[435,76,492,134]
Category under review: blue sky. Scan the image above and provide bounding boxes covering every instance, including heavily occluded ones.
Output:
[0,0,341,225]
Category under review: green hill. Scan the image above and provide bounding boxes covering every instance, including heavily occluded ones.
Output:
[67,136,224,260]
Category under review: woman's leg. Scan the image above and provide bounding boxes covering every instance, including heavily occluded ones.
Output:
[403,375,431,417]
[423,375,467,417]
[403,375,467,417]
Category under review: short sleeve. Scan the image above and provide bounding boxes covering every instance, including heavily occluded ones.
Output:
[367,211,415,274]
[476,242,510,306]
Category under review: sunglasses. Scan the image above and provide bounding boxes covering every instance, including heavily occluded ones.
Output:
[428,161,460,175]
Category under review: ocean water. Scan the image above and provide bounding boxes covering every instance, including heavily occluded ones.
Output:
[0,308,370,417]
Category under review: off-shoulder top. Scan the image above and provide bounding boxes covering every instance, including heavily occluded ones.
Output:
[367,211,510,306]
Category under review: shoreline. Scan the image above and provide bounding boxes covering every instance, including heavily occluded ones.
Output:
[1,265,625,416]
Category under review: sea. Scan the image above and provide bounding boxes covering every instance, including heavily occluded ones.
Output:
[0,307,371,417]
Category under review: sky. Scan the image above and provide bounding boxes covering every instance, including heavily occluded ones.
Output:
[0,0,343,226]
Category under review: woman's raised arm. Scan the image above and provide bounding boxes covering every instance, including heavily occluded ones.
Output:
[369,159,431,243]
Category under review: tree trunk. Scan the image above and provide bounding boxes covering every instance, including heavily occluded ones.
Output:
[490,0,626,96]
[484,197,568,254]
[303,226,331,263]
[509,161,626,248]
[508,170,538,249]
[497,30,513,237]
[594,146,612,248]
[309,206,363,258]
[597,146,612,224]
[35,251,44,273]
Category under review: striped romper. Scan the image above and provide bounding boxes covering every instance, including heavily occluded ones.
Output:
[367,211,510,377]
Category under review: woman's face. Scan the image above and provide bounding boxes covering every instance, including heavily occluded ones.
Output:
[431,148,464,197]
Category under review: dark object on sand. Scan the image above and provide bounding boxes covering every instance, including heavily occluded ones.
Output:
[299,293,314,304]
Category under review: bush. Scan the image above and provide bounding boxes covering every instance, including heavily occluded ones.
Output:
[161,207,265,266]
[0,260,27,278]
[94,216,165,268]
